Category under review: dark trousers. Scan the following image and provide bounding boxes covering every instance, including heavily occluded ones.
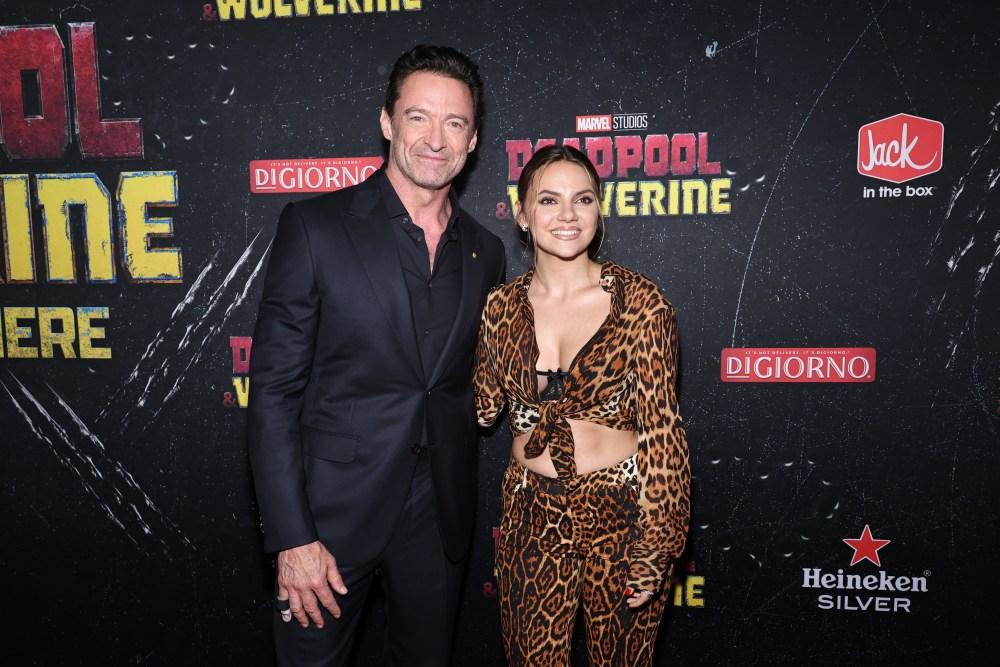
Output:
[274,454,464,667]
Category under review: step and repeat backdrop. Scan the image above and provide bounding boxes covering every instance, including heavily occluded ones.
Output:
[1,1,998,665]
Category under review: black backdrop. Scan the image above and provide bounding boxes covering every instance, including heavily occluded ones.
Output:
[2,1,998,665]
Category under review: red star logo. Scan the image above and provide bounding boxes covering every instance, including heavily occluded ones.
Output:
[843,525,891,566]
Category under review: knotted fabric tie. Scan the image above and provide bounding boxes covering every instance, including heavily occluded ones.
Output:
[523,400,578,483]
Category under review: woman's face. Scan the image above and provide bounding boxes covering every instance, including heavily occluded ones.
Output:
[517,160,600,262]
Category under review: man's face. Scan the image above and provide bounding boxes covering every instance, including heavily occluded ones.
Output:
[380,71,478,192]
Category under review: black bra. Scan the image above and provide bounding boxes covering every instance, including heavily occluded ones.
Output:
[536,368,568,402]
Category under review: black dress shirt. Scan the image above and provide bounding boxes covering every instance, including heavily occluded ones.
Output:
[376,171,463,381]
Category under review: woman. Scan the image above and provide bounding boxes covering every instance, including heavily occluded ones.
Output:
[474,145,690,666]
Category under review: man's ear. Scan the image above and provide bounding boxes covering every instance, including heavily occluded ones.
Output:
[468,128,478,153]
[379,108,393,142]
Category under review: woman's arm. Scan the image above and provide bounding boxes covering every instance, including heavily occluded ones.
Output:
[473,293,506,427]
[628,303,691,592]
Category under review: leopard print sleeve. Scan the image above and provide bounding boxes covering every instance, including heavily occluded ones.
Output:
[474,291,506,427]
[628,303,691,592]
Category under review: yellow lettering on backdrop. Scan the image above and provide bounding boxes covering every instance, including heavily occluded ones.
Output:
[273,0,293,17]
[38,307,77,359]
[232,377,251,408]
[4,307,37,358]
[216,0,249,20]
[35,174,115,283]
[1,174,35,282]
[77,306,111,359]
[250,0,273,19]
[118,172,183,283]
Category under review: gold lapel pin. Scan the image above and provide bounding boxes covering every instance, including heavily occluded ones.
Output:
[471,251,478,259]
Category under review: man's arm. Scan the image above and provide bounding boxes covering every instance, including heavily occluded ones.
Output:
[248,202,320,552]
[248,203,347,628]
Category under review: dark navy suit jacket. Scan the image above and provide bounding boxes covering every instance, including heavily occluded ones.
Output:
[248,174,505,563]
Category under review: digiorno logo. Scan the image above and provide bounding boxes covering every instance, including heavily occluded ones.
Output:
[250,157,382,194]
[857,113,943,184]
[721,348,876,383]
[505,112,731,218]
[801,525,929,613]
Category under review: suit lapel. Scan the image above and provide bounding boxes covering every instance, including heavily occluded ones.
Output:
[342,181,424,382]
[427,216,485,386]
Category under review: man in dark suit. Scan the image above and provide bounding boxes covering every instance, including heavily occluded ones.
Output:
[248,45,505,666]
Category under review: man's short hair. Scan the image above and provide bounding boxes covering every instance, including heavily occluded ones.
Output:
[384,45,483,129]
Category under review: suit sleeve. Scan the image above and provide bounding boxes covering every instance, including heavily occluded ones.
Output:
[247,203,320,553]
[495,243,507,287]
[473,292,506,428]
[627,304,691,592]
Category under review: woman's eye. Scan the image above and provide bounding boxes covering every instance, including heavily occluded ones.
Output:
[578,196,594,205]
[539,197,556,205]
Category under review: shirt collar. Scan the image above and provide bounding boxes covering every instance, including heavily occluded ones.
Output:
[376,169,462,238]
[516,261,624,317]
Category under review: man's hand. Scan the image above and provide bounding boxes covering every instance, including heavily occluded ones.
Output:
[275,541,349,628]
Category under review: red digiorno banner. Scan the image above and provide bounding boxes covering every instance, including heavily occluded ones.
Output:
[721,348,877,383]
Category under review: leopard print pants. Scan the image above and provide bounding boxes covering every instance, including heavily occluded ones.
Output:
[497,456,670,666]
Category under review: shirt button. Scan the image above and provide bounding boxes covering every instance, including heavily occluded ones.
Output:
[424,329,430,336]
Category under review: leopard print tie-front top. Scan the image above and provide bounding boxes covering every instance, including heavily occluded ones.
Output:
[473,260,691,592]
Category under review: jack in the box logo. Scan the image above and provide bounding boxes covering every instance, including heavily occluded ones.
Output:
[857,113,943,184]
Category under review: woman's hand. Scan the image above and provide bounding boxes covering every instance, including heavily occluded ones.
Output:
[624,587,654,609]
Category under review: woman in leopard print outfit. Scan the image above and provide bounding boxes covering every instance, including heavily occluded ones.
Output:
[474,145,691,666]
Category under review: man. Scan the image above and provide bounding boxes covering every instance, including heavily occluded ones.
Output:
[248,45,505,666]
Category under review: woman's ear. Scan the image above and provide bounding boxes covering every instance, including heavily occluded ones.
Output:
[514,201,526,231]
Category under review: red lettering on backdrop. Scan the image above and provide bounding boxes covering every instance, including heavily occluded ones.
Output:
[505,139,558,182]
[644,134,670,176]
[585,136,613,179]
[230,336,253,374]
[506,140,532,182]
[614,135,643,177]
[697,132,721,174]
[70,23,143,158]
[0,25,70,160]
[506,133,722,181]
[670,133,697,176]
[0,23,141,160]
